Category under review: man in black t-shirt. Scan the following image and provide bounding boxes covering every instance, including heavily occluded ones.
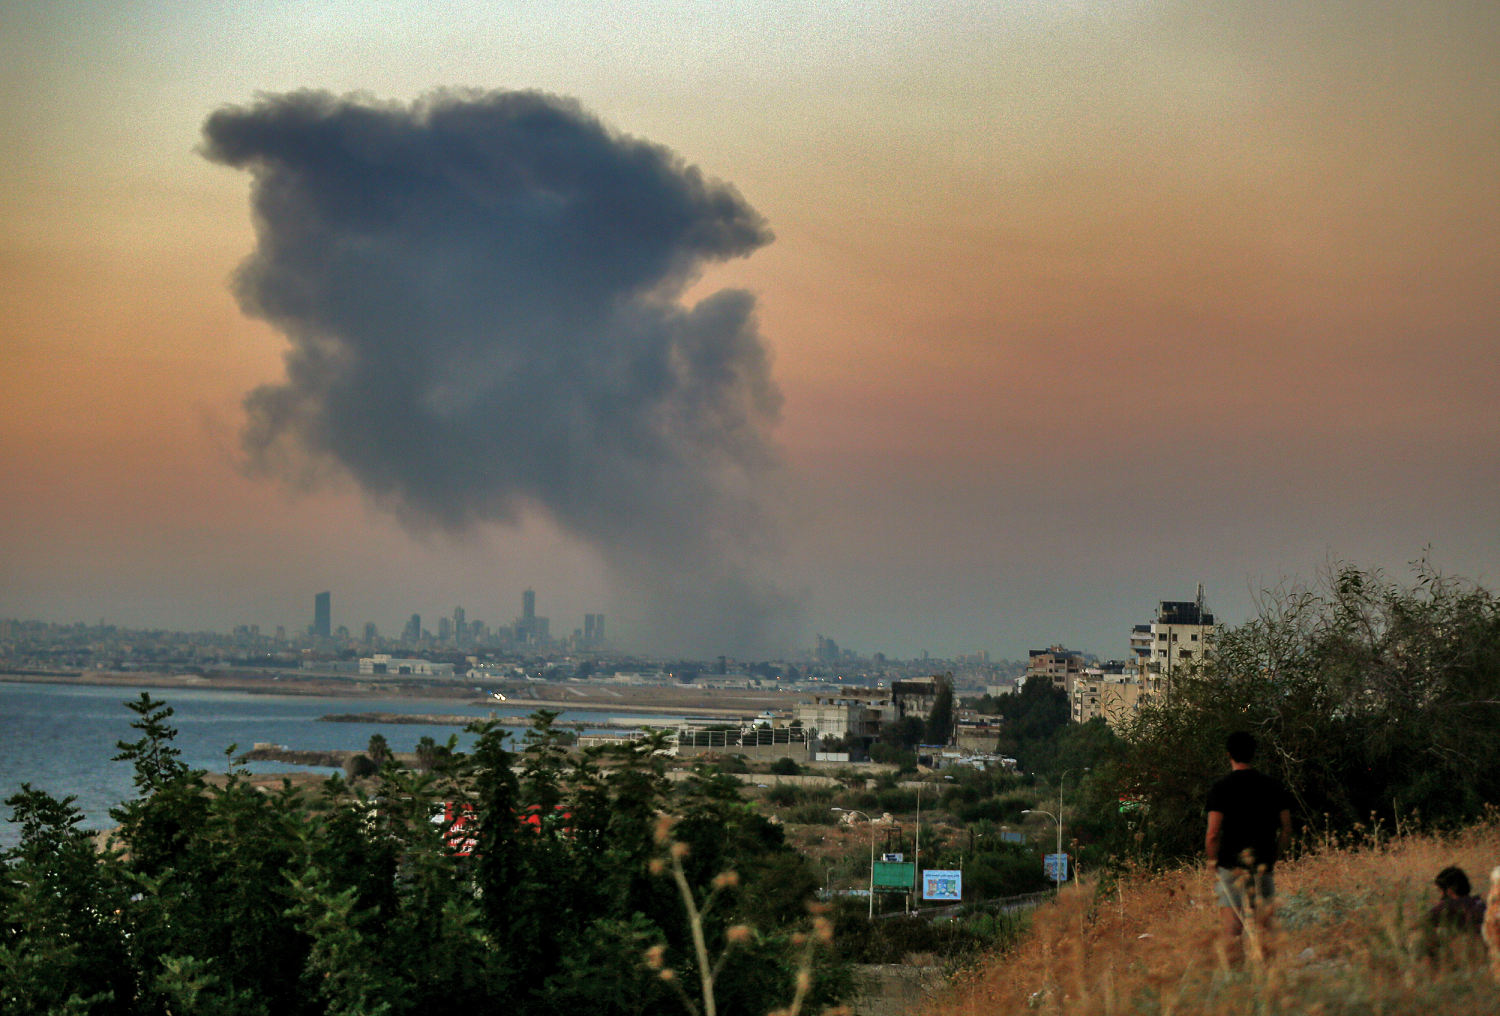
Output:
[1205,731,1293,955]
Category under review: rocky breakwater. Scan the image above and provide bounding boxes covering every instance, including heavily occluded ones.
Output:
[318,711,482,726]
[238,743,354,768]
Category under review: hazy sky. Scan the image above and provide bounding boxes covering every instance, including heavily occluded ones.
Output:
[3,1,1497,660]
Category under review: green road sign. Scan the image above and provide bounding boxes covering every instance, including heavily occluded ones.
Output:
[872,860,915,891]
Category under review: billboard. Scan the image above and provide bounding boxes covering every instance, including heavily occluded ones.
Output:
[442,801,479,857]
[1043,852,1069,882]
[872,860,916,891]
[921,869,962,902]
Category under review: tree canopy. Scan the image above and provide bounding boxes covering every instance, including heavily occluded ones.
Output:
[1118,561,1500,860]
[1,699,846,1016]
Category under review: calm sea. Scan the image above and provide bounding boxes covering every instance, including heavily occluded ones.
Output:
[0,680,674,848]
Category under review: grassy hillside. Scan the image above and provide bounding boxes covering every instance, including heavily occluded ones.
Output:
[931,814,1500,1015]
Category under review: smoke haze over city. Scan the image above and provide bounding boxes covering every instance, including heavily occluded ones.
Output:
[2,2,1498,660]
[201,89,797,657]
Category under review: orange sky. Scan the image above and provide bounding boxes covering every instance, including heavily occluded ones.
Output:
[3,2,1497,657]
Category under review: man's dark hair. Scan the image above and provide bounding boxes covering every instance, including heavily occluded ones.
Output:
[1226,730,1257,763]
[1435,866,1471,896]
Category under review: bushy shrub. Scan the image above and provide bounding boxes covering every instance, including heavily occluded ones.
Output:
[342,752,378,780]
[868,743,916,770]
[765,783,802,807]
[783,803,842,826]
[963,846,1051,898]
[957,796,1030,824]
[876,787,917,814]
[830,902,1029,964]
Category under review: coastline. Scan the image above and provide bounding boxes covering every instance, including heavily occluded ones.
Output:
[0,668,794,719]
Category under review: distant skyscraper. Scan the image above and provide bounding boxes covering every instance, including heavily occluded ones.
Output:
[313,592,331,639]
[516,588,545,643]
[453,606,467,646]
[815,634,840,662]
[403,613,421,644]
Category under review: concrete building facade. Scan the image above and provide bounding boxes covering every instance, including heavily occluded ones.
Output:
[1025,645,1088,695]
[1140,589,1217,697]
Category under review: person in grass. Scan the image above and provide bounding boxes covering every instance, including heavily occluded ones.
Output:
[1429,866,1486,934]
[1422,865,1492,968]
[1205,730,1294,960]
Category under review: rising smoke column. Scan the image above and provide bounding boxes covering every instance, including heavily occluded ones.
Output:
[202,89,800,656]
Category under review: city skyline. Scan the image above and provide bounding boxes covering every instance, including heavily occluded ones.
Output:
[3,3,1498,660]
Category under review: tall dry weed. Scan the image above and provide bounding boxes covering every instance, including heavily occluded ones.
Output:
[933,817,1500,1016]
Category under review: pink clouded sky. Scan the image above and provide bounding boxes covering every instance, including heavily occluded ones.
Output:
[2,2,1496,659]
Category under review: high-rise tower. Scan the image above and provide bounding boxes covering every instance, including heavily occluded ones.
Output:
[313,591,331,639]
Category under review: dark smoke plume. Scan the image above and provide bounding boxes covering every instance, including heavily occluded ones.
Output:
[202,89,801,656]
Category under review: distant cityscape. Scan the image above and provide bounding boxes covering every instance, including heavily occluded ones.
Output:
[302,587,596,652]
[1,586,1220,730]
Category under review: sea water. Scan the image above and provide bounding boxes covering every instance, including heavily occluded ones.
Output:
[0,680,672,848]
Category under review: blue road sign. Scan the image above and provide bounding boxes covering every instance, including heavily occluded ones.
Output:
[1043,853,1069,882]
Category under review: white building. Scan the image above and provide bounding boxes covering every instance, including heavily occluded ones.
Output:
[1070,664,1145,728]
[1139,588,1217,696]
[1024,645,1088,695]
[793,693,889,740]
[359,654,456,677]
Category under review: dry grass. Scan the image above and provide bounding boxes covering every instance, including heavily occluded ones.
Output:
[931,816,1500,1016]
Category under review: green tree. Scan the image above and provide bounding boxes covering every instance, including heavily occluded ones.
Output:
[412,734,457,774]
[1121,561,1500,860]
[113,692,190,793]
[120,762,311,1015]
[366,733,392,765]
[879,716,926,750]
[0,698,852,1016]
[1,786,134,1015]
[991,676,1070,772]
[924,674,955,746]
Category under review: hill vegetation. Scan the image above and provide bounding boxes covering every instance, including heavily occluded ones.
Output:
[1114,560,1500,863]
[4,559,1497,1015]
[2,703,849,1016]
[934,814,1500,1016]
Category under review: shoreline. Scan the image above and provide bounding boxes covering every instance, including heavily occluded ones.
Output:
[0,668,795,719]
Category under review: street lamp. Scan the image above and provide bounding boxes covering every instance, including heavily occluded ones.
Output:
[1058,768,1088,883]
[1022,808,1063,889]
[912,775,958,908]
[832,808,877,920]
